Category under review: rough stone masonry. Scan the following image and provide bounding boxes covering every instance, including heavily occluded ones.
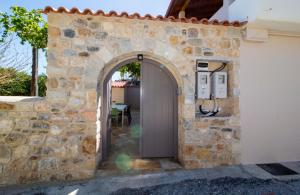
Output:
[0,9,242,186]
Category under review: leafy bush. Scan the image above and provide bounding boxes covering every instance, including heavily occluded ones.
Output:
[0,67,30,96]
[38,73,47,97]
[119,62,141,81]
[0,67,47,96]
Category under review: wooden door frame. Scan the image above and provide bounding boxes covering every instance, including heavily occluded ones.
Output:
[101,58,178,161]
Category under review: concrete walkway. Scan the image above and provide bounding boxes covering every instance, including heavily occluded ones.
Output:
[1,162,300,195]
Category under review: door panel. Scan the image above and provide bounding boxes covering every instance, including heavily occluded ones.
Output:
[141,61,178,158]
[106,80,112,158]
[102,79,112,161]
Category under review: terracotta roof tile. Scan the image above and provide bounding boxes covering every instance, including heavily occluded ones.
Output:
[43,6,247,27]
[111,81,129,88]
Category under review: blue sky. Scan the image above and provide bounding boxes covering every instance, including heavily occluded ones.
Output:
[0,0,170,75]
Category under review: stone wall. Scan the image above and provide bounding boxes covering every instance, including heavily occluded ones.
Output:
[0,12,242,185]
[0,97,96,185]
[183,117,241,168]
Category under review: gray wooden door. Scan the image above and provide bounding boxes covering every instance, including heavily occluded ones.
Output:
[141,60,178,158]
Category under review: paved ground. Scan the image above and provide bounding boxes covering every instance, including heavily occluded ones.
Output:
[112,177,300,195]
[98,110,182,177]
[1,162,300,195]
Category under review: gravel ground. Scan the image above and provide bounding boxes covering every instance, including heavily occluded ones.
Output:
[111,177,300,195]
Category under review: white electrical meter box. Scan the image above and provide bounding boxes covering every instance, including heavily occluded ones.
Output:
[212,72,227,98]
[197,72,211,99]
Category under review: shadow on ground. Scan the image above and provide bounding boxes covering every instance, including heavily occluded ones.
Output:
[111,177,300,195]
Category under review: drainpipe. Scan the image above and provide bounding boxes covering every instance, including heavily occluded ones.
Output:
[178,0,190,19]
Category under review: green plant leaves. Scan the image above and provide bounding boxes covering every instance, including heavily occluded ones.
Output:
[119,62,141,80]
[0,6,48,49]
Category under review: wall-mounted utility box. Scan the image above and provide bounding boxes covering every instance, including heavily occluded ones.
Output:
[196,61,209,71]
[212,72,227,98]
[196,61,210,99]
[197,72,211,99]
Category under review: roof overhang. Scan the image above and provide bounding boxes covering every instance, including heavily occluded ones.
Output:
[165,0,223,20]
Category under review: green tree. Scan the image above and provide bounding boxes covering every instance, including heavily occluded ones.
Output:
[0,67,47,96]
[119,62,141,81]
[0,6,48,96]
[0,35,30,85]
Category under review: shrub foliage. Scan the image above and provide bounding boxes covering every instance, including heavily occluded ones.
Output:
[0,67,47,96]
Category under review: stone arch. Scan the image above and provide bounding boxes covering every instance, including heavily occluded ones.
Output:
[95,51,186,165]
[98,51,184,92]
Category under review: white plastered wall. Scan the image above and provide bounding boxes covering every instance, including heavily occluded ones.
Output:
[240,34,300,164]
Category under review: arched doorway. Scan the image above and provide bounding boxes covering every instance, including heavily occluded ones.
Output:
[100,56,179,169]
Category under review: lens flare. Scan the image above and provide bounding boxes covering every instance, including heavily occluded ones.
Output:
[115,153,132,172]
[130,124,141,138]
